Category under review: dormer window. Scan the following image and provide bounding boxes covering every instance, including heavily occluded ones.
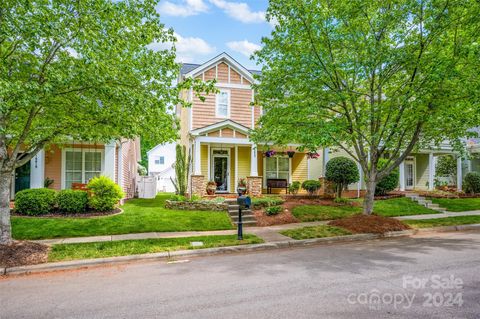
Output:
[216,90,230,118]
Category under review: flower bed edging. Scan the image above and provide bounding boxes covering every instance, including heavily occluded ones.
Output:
[164,200,228,211]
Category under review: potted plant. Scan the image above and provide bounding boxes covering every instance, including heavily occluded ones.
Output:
[237,178,247,195]
[206,181,217,195]
[287,151,295,158]
[264,150,276,157]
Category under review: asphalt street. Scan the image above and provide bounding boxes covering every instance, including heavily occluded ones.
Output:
[1,231,480,319]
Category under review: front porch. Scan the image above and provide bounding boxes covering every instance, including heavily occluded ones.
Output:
[398,150,465,192]
[190,140,312,197]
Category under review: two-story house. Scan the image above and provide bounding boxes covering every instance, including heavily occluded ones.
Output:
[177,53,322,196]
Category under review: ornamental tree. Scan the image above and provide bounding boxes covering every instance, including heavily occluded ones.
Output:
[0,0,213,244]
[252,0,480,214]
[325,157,359,198]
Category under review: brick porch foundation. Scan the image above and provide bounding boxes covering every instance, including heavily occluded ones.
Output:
[191,175,206,197]
[247,176,263,197]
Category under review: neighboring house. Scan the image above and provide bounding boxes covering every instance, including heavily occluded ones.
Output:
[11,138,140,200]
[177,53,321,196]
[147,142,176,193]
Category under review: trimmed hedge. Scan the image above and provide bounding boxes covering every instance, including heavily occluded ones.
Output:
[57,189,88,213]
[325,157,359,198]
[15,188,57,215]
[87,176,124,211]
[251,196,284,209]
[464,172,480,194]
[301,180,322,195]
[375,159,400,196]
[265,205,282,215]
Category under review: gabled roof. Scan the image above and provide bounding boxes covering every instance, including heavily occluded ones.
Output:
[190,120,251,136]
[146,142,176,155]
[181,52,260,84]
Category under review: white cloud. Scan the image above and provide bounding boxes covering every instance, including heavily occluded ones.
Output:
[210,0,265,23]
[226,40,261,58]
[158,0,208,17]
[148,32,216,63]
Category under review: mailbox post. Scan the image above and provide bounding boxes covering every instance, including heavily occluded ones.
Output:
[236,195,251,240]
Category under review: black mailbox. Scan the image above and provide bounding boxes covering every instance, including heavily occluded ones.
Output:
[237,195,251,209]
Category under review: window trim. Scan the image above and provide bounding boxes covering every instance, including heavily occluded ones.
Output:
[215,89,230,119]
[263,156,292,188]
[61,148,105,189]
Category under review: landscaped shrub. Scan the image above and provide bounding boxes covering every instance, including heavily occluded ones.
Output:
[464,172,480,194]
[288,181,301,194]
[265,205,282,215]
[87,176,124,211]
[333,197,350,205]
[325,157,359,198]
[301,180,322,195]
[375,159,399,196]
[14,188,57,215]
[57,189,88,213]
[251,196,284,209]
[169,194,187,201]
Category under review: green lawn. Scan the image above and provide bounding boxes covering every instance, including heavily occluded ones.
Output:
[404,215,480,228]
[292,197,438,222]
[280,225,352,240]
[12,194,234,240]
[48,234,263,262]
[431,198,480,212]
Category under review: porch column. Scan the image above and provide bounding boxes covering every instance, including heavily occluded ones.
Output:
[428,153,435,191]
[399,161,406,191]
[104,141,116,181]
[30,149,45,188]
[323,147,329,175]
[194,139,201,175]
[250,144,258,176]
[457,156,463,191]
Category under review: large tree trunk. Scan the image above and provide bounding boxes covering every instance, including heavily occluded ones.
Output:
[0,169,13,245]
[363,179,376,215]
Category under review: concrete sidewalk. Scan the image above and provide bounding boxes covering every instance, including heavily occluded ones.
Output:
[33,210,480,245]
[396,209,480,220]
[34,221,328,245]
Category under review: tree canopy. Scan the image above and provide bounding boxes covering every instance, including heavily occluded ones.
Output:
[252,0,480,213]
[0,0,212,244]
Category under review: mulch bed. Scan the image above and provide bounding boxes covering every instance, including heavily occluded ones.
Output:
[0,241,49,268]
[11,208,122,218]
[254,198,362,226]
[328,214,411,234]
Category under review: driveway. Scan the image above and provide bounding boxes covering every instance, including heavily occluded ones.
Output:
[1,231,480,318]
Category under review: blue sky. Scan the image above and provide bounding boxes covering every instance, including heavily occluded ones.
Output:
[155,0,272,70]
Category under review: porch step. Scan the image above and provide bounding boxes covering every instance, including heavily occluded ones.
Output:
[226,199,257,226]
[232,220,257,227]
[406,194,448,214]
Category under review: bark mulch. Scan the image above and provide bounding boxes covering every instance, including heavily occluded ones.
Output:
[328,214,411,235]
[0,241,49,268]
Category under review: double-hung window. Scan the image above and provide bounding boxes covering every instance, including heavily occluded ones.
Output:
[265,157,290,181]
[154,156,165,165]
[216,90,230,118]
[64,149,102,189]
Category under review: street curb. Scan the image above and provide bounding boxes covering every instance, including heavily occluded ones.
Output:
[3,224,480,276]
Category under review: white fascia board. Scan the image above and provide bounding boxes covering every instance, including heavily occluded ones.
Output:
[190,120,251,136]
[184,52,257,84]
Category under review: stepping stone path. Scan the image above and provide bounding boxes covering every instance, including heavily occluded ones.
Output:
[405,193,447,213]
[225,199,257,227]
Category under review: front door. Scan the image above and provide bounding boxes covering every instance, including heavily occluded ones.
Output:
[212,154,229,192]
[405,161,414,190]
[15,162,31,193]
